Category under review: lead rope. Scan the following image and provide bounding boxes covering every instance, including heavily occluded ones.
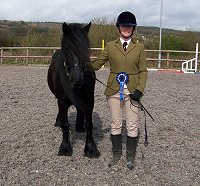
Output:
[139,101,155,146]
[130,100,150,147]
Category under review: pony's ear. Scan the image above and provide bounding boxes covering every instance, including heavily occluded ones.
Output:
[84,22,91,33]
[62,22,69,35]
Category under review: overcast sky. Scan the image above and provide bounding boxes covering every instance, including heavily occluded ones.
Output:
[0,0,200,31]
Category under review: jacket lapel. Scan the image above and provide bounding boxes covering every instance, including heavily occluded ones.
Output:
[126,39,137,54]
[115,39,126,55]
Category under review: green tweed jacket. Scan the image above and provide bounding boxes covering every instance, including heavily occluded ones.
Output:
[87,38,148,96]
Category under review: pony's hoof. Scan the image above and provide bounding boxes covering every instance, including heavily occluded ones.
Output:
[58,149,73,156]
[84,150,100,158]
[58,141,73,156]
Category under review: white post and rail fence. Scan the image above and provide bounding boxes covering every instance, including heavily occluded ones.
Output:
[0,43,199,73]
[181,43,199,73]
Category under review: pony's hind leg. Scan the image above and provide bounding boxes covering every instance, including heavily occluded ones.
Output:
[57,99,73,156]
[84,110,100,158]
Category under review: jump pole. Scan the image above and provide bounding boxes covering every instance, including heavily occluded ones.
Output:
[101,39,105,68]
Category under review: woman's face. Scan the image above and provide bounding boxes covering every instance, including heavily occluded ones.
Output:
[119,25,134,39]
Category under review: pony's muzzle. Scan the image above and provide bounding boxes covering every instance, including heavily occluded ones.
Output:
[72,79,84,88]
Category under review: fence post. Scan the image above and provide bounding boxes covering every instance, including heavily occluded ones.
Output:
[167,52,170,68]
[26,48,29,65]
[0,48,3,64]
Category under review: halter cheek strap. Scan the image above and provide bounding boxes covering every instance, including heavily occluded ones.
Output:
[116,72,129,101]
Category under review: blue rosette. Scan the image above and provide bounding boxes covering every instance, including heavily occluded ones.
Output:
[116,72,129,101]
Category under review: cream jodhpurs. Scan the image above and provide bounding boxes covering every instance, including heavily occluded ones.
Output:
[106,88,139,137]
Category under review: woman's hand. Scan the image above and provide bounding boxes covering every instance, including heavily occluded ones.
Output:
[129,89,143,101]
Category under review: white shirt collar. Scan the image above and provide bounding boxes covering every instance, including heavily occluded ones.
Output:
[120,37,132,46]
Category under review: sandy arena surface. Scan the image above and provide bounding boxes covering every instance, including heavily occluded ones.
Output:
[0,66,200,186]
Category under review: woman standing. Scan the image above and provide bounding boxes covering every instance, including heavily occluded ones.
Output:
[86,11,148,170]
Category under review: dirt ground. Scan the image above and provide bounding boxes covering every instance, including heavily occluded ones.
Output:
[0,66,200,186]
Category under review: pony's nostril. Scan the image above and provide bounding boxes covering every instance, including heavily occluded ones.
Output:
[73,84,82,88]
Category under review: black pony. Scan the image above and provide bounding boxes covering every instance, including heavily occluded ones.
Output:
[47,22,100,158]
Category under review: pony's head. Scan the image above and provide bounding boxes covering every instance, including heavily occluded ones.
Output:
[61,22,91,88]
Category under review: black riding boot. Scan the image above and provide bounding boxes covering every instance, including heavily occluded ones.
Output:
[108,134,122,167]
[126,136,138,170]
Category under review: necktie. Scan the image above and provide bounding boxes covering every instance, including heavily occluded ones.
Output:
[123,42,127,51]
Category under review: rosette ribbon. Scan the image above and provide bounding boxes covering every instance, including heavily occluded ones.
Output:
[116,72,129,101]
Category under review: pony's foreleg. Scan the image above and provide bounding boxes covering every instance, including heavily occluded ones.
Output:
[75,109,85,132]
[84,110,100,158]
[54,112,61,127]
[57,100,73,156]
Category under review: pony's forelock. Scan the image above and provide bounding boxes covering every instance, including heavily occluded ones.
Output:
[61,23,90,62]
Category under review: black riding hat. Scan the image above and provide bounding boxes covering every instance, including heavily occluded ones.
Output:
[116,11,137,27]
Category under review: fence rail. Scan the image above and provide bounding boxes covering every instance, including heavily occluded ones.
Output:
[0,47,199,68]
